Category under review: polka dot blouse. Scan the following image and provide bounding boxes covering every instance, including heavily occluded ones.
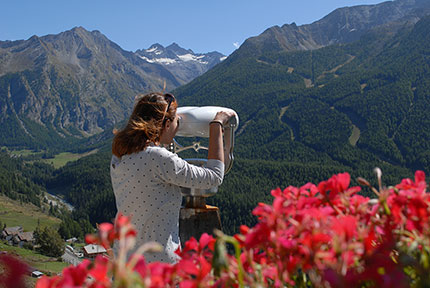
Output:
[110,144,224,263]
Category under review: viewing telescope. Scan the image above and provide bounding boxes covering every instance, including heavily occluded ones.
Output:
[172,106,239,242]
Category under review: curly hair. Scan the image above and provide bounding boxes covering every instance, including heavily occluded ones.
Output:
[112,92,177,157]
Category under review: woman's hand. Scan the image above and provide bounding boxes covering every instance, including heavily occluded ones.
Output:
[208,110,235,163]
[213,111,236,125]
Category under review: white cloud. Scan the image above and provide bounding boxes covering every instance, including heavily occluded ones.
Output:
[233,42,240,49]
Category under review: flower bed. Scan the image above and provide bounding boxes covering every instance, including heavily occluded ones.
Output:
[34,170,430,287]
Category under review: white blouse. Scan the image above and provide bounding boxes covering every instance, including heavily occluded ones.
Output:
[110,144,224,263]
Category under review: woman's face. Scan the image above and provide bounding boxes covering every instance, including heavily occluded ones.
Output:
[159,114,180,144]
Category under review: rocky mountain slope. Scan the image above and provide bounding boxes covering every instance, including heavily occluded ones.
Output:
[0,27,222,149]
[239,0,430,56]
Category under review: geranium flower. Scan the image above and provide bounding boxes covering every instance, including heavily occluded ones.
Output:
[0,254,29,288]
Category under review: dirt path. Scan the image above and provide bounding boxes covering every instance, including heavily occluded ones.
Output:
[316,54,356,82]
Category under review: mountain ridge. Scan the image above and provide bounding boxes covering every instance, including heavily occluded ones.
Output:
[238,0,430,57]
[135,42,225,84]
[0,27,224,150]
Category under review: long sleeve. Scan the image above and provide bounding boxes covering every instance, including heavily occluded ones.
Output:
[149,146,224,189]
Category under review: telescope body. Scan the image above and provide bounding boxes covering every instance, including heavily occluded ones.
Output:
[176,106,239,138]
[175,106,239,246]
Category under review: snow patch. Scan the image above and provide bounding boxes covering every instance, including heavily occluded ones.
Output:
[139,55,176,65]
[146,47,157,53]
[220,56,227,61]
[146,47,163,55]
[178,54,208,64]
[138,55,155,63]
[155,58,177,64]
[178,53,197,61]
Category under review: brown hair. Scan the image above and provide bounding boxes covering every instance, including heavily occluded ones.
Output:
[112,92,177,157]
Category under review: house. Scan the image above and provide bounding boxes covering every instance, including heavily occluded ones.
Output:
[1,226,23,243]
[13,231,34,248]
[66,237,78,243]
[83,244,107,258]
[31,271,44,278]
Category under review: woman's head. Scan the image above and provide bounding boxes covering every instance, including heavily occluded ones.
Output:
[112,92,178,157]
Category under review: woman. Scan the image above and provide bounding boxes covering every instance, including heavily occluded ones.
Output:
[110,92,234,263]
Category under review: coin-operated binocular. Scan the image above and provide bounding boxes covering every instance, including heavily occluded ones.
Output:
[171,106,239,243]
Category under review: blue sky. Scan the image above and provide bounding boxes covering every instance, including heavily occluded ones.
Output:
[1,0,385,55]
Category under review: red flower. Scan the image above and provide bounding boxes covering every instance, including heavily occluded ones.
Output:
[114,213,137,239]
[88,255,110,285]
[331,216,357,241]
[147,262,175,288]
[52,259,91,287]
[177,233,216,262]
[98,223,115,249]
[35,170,430,287]
[0,254,29,288]
[396,170,426,190]
[318,172,351,200]
[36,276,61,288]
[245,222,271,248]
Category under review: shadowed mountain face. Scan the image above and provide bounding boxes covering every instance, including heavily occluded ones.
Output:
[238,0,430,56]
[0,27,223,149]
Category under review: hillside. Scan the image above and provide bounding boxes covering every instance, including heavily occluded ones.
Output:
[175,15,430,170]
[0,195,61,231]
[171,16,430,232]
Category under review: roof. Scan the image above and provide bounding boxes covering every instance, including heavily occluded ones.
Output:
[3,226,23,236]
[83,244,107,255]
[17,231,34,242]
[31,271,44,277]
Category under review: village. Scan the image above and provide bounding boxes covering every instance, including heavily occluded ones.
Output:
[1,225,107,278]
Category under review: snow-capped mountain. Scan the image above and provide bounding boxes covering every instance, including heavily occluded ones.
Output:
[135,43,226,84]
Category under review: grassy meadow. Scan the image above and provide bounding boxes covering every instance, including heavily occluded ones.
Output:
[41,149,99,168]
[0,195,61,231]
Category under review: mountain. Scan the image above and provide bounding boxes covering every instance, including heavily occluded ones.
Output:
[135,43,225,84]
[171,10,430,232]
[0,27,223,150]
[239,0,430,56]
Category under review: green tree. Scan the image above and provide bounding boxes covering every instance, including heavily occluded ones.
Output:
[35,226,64,257]
[58,221,72,240]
